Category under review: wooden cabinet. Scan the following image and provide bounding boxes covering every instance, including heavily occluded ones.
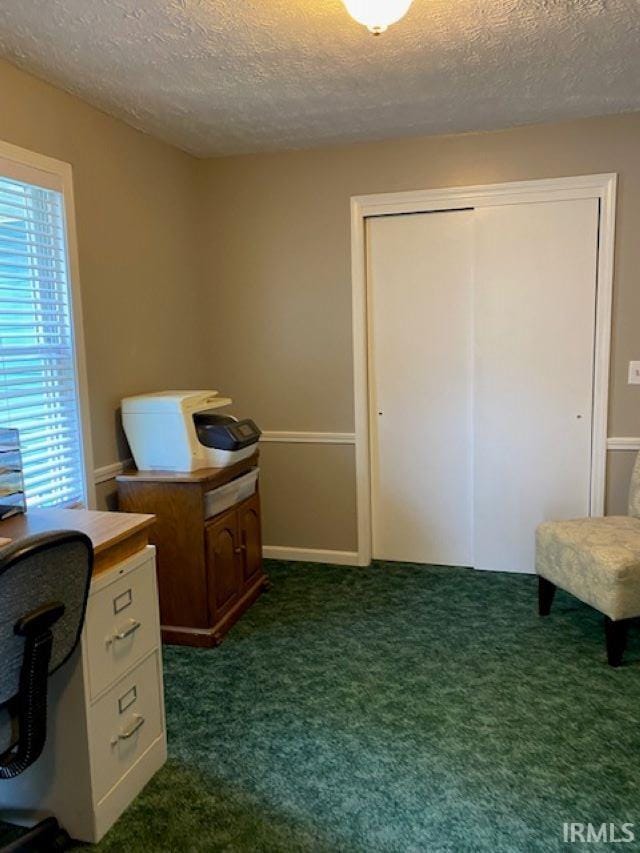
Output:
[117,455,268,647]
[238,492,262,583]
[206,508,242,622]
[206,493,262,625]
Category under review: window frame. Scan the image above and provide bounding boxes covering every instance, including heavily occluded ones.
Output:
[0,138,96,508]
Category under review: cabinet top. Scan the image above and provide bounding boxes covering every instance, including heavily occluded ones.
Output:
[116,452,259,486]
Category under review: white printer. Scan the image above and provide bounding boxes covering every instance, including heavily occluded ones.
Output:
[121,391,261,472]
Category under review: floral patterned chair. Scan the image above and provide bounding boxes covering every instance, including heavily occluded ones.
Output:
[536,452,640,666]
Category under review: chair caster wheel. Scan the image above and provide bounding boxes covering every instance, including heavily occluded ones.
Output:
[51,829,72,851]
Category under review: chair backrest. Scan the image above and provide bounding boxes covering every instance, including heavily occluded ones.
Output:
[0,530,93,776]
[630,451,640,519]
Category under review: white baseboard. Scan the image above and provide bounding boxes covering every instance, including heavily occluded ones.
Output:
[263,546,360,566]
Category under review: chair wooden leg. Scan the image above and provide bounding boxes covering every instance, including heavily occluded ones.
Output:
[604,616,627,668]
[538,576,556,616]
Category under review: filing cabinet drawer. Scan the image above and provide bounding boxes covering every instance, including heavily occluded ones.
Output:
[85,552,158,699]
[89,652,164,804]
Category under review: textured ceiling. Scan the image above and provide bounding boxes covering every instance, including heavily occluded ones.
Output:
[0,0,639,157]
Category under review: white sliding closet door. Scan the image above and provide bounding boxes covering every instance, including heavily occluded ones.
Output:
[473,199,599,573]
[368,211,474,564]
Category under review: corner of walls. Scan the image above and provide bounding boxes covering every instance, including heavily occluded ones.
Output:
[0,58,209,476]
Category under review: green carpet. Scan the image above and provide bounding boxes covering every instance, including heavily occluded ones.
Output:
[88,561,640,852]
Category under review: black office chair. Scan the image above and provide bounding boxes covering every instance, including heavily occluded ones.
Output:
[0,531,93,852]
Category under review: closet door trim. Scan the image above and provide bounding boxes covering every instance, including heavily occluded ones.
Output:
[351,174,617,567]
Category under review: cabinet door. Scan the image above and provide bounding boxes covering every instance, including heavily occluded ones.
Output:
[205,509,241,622]
[473,200,597,573]
[368,211,474,565]
[237,492,262,584]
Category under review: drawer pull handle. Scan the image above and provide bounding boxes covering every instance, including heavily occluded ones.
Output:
[111,714,145,745]
[106,619,141,647]
[116,620,141,641]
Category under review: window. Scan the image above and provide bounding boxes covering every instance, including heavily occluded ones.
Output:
[0,145,92,508]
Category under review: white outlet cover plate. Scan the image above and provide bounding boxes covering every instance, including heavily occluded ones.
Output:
[628,361,640,385]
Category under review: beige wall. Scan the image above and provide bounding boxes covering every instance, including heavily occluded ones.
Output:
[0,59,209,473]
[2,58,638,545]
[259,443,357,551]
[606,451,638,516]
[199,114,640,550]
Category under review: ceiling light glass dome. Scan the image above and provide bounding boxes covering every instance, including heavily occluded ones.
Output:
[342,0,414,34]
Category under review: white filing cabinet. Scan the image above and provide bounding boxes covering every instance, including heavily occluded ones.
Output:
[0,545,167,843]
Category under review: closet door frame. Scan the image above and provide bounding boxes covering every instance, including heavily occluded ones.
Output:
[350,174,617,567]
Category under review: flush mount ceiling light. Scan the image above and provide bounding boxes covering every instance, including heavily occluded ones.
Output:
[342,0,414,35]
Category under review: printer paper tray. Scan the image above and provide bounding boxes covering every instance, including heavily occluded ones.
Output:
[203,467,259,520]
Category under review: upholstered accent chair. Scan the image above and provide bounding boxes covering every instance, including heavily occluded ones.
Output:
[536,452,640,666]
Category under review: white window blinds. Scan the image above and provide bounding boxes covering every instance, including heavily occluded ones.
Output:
[0,174,86,508]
